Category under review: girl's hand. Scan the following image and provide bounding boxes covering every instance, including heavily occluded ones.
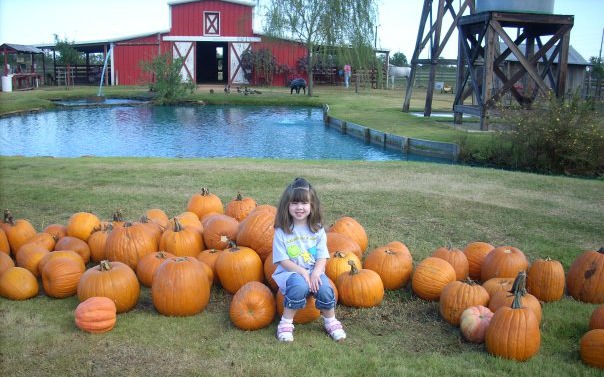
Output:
[309,270,322,293]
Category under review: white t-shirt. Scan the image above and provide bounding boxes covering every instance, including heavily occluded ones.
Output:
[272,224,330,293]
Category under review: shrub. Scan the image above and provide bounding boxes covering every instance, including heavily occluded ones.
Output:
[140,53,195,105]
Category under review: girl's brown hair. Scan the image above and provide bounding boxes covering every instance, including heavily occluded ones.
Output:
[274,177,324,234]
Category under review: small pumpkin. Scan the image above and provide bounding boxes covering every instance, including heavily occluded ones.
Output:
[136,251,176,287]
[202,214,239,250]
[460,305,493,343]
[567,247,604,304]
[74,296,117,334]
[481,246,528,281]
[0,251,15,275]
[15,243,49,277]
[363,241,413,290]
[66,211,101,242]
[431,245,469,281]
[590,305,604,330]
[159,218,204,257]
[526,257,565,302]
[336,260,384,308]
[186,187,224,219]
[411,257,456,301]
[225,192,257,222]
[43,223,68,240]
[328,216,368,253]
[18,232,57,253]
[144,208,170,230]
[481,277,515,298]
[0,266,38,300]
[325,251,362,284]
[580,329,604,369]
[439,279,490,326]
[326,232,362,259]
[1,210,37,256]
[230,281,275,330]
[463,241,494,281]
[196,248,221,284]
[55,236,91,265]
[88,224,113,263]
[215,243,264,294]
[485,271,541,361]
[78,260,141,313]
[0,227,11,254]
[41,257,85,299]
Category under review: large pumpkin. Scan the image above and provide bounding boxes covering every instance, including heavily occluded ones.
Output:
[431,245,469,281]
[38,250,85,276]
[460,305,493,343]
[186,188,224,219]
[41,257,85,298]
[225,193,257,222]
[202,214,239,250]
[567,247,604,304]
[463,241,494,281]
[215,244,264,294]
[230,281,275,330]
[0,266,38,300]
[485,272,541,361]
[363,241,413,290]
[326,232,362,259]
[159,218,204,257]
[580,329,604,369]
[526,257,565,302]
[488,272,542,323]
[74,296,117,334]
[590,305,604,330]
[105,222,159,270]
[411,257,456,301]
[481,246,528,281]
[77,260,141,313]
[263,251,278,291]
[439,279,490,326]
[136,251,176,287]
[152,257,211,316]
[1,210,37,256]
[328,216,368,253]
[66,211,101,242]
[236,206,276,262]
[336,260,384,308]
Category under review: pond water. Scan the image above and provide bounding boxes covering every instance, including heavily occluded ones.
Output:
[0,105,453,163]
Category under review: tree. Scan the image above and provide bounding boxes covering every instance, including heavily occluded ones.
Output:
[54,35,82,89]
[390,52,408,66]
[140,53,195,105]
[589,56,603,97]
[262,0,378,96]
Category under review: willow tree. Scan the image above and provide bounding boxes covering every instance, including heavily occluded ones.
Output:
[262,0,378,96]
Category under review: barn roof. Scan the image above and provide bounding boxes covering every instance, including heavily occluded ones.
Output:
[500,42,589,66]
[168,0,255,7]
[0,43,45,54]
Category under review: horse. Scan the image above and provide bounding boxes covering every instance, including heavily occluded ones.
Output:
[387,65,411,89]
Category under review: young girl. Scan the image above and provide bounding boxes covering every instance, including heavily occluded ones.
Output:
[272,177,346,342]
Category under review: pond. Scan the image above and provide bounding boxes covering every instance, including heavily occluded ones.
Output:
[0,104,453,163]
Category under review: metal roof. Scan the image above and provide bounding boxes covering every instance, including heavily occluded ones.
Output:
[0,43,45,54]
[500,42,589,66]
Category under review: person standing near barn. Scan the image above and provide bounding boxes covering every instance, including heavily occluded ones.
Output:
[344,64,351,89]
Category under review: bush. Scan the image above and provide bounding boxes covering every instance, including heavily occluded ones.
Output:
[464,94,604,177]
[140,54,195,104]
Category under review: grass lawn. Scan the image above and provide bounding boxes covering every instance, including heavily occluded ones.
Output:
[0,157,603,376]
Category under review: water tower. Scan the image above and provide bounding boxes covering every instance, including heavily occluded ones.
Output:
[453,0,573,130]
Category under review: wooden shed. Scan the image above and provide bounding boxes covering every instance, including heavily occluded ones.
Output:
[109,0,307,87]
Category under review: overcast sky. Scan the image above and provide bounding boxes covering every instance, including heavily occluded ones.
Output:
[0,0,602,60]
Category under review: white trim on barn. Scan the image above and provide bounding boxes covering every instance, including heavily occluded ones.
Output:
[229,42,250,85]
[173,42,195,82]
[163,36,261,42]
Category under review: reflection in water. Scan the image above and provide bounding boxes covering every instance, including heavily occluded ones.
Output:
[0,105,453,163]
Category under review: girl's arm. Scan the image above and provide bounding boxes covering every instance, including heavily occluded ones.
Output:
[279,258,311,286]
[309,258,326,293]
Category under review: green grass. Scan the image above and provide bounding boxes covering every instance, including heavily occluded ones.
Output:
[0,157,602,376]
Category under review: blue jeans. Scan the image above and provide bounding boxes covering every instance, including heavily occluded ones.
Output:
[283,273,336,310]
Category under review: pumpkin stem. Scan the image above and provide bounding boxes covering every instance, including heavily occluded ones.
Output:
[139,214,152,224]
[112,209,125,222]
[200,187,211,196]
[598,247,604,254]
[348,260,359,275]
[172,217,184,232]
[3,209,14,225]
[463,277,477,285]
[510,271,527,309]
[227,240,239,251]
[99,260,112,271]
[236,192,243,201]
[123,221,133,228]
[334,251,345,258]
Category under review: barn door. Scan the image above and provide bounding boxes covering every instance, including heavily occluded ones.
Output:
[173,42,195,83]
[229,42,250,85]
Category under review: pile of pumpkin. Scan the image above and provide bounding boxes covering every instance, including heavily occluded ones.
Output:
[0,188,602,369]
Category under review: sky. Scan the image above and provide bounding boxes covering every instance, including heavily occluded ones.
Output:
[0,0,602,61]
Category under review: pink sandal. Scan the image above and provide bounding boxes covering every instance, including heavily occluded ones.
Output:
[276,323,294,342]
[325,320,346,342]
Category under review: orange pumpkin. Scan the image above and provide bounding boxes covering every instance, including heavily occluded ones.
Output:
[481,246,528,281]
[526,257,565,302]
[325,251,362,284]
[66,211,101,242]
[0,251,15,275]
[136,251,176,287]
[87,224,113,263]
[230,281,275,330]
[77,260,141,313]
[215,244,264,294]
[105,222,159,270]
[432,245,469,281]
[43,223,68,240]
[328,216,368,253]
[1,210,37,256]
[15,244,49,277]
[326,232,362,259]
[567,247,604,304]
[336,260,384,308]
[202,214,239,250]
[144,208,170,230]
[236,206,276,262]
[580,329,604,369]
[196,248,222,284]
[481,277,515,298]
[225,193,257,222]
[363,241,413,290]
[488,272,542,323]
[38,250,85,276]
[412,257,456,301]
[263,251,278,291]
[439,279,490,326]
[186,187,224,219]
[159,218,204,257]
[74,296,117,334]
[152,257,211,316]
[589,305,604,330]
[0,228,11,254]
[19,232,57,253]
[41,257,85,298]
[0,266,38,300]
[134,216,163,246]
[55,236,91,265]
[463,241,494,281]
[171,213,204,234]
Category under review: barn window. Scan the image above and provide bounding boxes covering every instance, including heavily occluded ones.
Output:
[204,12,220,36]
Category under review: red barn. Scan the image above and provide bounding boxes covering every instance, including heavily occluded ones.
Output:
[110,0,307,87]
